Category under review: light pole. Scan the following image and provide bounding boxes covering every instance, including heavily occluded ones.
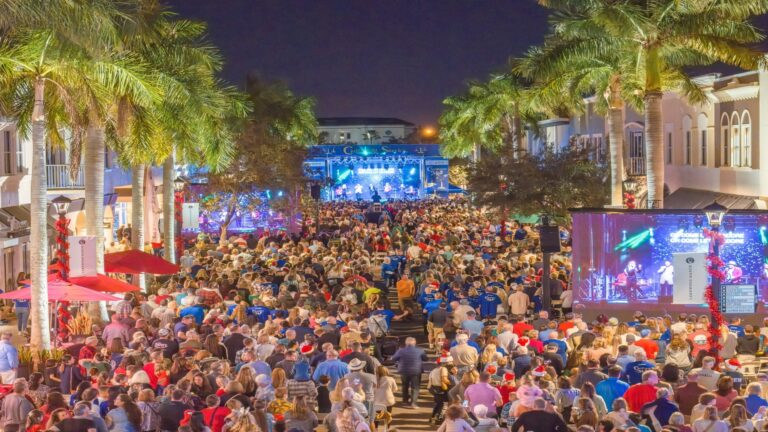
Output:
[704,201,727,322]
[173,177,186,263]
[623,177,638,209]
[51,195,71,280]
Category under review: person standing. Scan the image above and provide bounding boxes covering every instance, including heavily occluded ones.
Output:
[508,285,530,317]
[0,332,18,384]
[0,379,33,431]
[396,274,415,316]
[510,397,568,432]
[12,299,29,334]
[391,337,427,408]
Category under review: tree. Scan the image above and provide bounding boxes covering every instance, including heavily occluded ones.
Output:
[468,141,608,225]
[201,75,316,243]
[535,0,768,208]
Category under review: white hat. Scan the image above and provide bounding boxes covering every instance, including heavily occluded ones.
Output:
[348,358,367,371]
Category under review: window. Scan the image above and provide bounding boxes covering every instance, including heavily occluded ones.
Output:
[685,131,691,165]
[3,132,11,175]
[742,110,752,168]
[666,132,672,164]
[721,113,730,167]
[700,130,707,166]
[731,112,741,167]
[14,133,22,173]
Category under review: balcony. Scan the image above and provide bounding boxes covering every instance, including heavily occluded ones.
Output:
[628,157,646,176]
[47,164,84,189]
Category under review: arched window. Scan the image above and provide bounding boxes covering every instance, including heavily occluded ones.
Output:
[683,115,692,165]
[720,113,730,167]
[731,112,741,167]
[741,110,752,168]
[698,113,708,166]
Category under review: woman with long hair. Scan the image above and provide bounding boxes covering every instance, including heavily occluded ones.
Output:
[106,394,142,432]
[374,366,398,414]
[335,399,371,432]
[191,372,214,399]
[203,334,228,360]
[45,408,69,430]
[27,373,49,407]
[725,404,751,431]
[235,366,258,397]
[666,333,692,369]
[580,381,608,417]
[573,397,599,429]
[270,368,287,391]
[714,376,738,414]
[187,411,212,432]
[692,406,728,432]
[137,388,160,432]
[283,395,318,432]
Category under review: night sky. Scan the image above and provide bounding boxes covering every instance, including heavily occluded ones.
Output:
[166,1,548,126]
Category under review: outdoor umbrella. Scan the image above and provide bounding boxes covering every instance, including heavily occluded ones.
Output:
[0,281,122,302]
[104,250,180,274]
[68,274,140,293]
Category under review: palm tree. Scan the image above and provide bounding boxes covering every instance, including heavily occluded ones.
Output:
[536,0,768,208]
[0,29,97,350]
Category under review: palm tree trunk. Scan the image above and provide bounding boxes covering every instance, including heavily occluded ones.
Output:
[131,164,146,290]
[30,78,50,351]
[606,83,625,207]
[84,125,108,321]
[644,91,664,208]
[162,154,175,263]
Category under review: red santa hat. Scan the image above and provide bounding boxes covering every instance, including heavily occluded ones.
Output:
[300,345,314,356]
[532,365,547,377]
[503,372,515,382]
[518,337,530,347]
[727,358,741,369]
[486,365,497,375]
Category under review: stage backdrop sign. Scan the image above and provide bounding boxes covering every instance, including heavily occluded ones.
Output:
[69,236,97,277]
[672,252,707,304]
[182,203,199,230]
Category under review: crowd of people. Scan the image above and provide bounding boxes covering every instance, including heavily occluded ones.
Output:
[1,198,767,432]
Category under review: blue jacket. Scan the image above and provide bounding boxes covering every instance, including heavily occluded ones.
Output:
[641,398,679,426]
[624,360,655,385]
[596,377,629,409]
[391,346,427,376]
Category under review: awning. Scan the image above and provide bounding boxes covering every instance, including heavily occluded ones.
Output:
[511,214,540,224]
[664,187,760,210]
[0,205,58,235]
[115,185,132,203]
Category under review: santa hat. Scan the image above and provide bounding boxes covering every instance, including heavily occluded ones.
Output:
[486,365,497,375]
[532,365,547,377]
[518,337,530,347]
[727,358,741,369]
[503,373,515,382]
[300,345,314,356]
[437,355,454,364]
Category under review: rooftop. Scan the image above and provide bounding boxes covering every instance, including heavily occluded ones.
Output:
[317,117,415,127]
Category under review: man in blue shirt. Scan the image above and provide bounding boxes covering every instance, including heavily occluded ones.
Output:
[623,351,656,385]
[371,304,396,328]
[312,349,349,390]
[478,287,502,319]
[461,310,484,339]
[422,293,444,317]
[179,301,206,325]
[247,304,272,323]
[381,258,397,288]
[0,332,18,383]
[596,366,630,409]
[728,317,746,337]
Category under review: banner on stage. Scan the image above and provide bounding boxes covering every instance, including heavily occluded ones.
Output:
[672,252,707,304]
[182,203,199,230]
[69,236,97,277]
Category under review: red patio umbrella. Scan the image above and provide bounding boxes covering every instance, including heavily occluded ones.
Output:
[69,274,140,293]
[0,281,122,302]
[104,250,180,274]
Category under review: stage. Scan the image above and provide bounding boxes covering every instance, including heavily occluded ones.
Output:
[303,144,450,201]
[571,208,768,317]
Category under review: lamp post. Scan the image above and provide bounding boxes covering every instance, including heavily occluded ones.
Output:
[173,177,186,263]
[623,177,638,209]
[704,201,727,319]
[51,195,71,280]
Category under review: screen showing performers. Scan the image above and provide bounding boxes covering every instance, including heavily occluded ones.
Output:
[330,163,422,201]
[571,211,768,310]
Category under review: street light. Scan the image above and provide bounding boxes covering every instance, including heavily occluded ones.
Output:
[172,177,187,262]
[51,195,71,216]
[622,178,638,194]
[703,201,727,326]
[173,176,186,192]
[51,195,71,280]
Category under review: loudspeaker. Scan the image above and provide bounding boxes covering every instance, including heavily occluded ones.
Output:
[539,225,561,253]
[310,184,321,200]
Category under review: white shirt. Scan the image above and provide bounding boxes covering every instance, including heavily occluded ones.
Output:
[560,290,573,308]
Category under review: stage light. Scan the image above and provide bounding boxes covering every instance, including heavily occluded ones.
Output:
[762,226,767,231]
[277,190,283,197]
[409,167,417,175]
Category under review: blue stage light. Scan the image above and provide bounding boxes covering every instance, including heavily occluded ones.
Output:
[409,167,416,175]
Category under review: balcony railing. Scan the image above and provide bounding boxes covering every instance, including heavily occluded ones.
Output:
[46,164,84,189]
[628,157,646,176]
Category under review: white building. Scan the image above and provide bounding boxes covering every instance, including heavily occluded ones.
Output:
[317,117,417,145]
[527,69,768,209]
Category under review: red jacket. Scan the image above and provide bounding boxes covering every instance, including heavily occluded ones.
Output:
[180,406,231,432]
[623,383,657,413]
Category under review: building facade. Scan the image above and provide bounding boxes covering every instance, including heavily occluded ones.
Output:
[317,117,417,145]
[527,69,768,209]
